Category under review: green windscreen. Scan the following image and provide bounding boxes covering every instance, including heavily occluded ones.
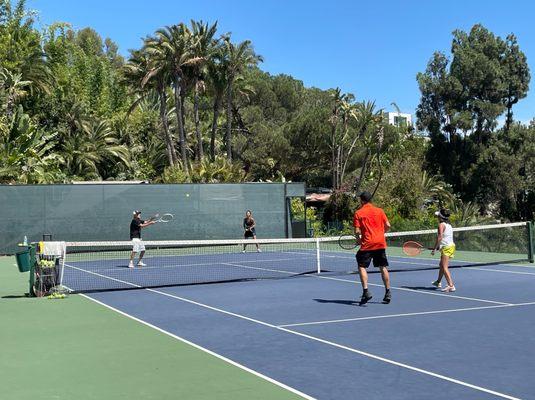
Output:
[0,183,305,254]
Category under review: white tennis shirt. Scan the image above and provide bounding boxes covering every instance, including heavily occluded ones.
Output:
[440,222,454,248]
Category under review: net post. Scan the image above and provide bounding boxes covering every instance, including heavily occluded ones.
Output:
[315,238,321,274]
[528,222,534,263]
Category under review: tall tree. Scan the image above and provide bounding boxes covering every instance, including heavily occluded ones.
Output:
[0,0,52,98]
[502,34,530,133]
[189,20,218,161]
[148,24,197,170]
[124,48,178,166]
[222,37,262,161]
[207,43,228,161]
[416,24,530,199]
[328,88,354,189]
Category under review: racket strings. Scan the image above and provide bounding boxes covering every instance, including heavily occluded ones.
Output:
[402,241,424,256]
[338,234,360,250]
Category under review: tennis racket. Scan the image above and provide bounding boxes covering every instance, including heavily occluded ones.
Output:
[149,213,175,223]
[402,241,435,256]
[338,234,360,250]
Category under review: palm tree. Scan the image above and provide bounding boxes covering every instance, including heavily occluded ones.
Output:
[344,101,385,194]
[337,101,376,187]
[63,99,90,138]
[124,48,178,166]
[328,88,342,189]
[222,37,263,161]
[189,20,218,161]
[207,44,228,161]
[148,24,197,170]
[61,120,130,178]
[328,88,354,189]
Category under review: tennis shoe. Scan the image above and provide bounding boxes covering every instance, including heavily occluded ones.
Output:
[359,293,372,306]
[128,262,134,269]
[383,292,391,304]
[242,250,246,253]
[137,261,146,267]
[441,285,456,292]
[431,280,442,289]
[257,248,262,253]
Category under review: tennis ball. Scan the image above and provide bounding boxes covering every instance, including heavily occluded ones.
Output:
[186,193,190,197]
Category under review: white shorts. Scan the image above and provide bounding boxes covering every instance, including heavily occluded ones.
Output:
[132,238,145,253]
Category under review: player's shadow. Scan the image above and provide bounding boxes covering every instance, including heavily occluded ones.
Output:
[401,286,439,291]
[313,298,381,306]
[314,298,358,306]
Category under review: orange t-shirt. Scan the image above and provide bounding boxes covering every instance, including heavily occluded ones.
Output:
[353,203,389,251]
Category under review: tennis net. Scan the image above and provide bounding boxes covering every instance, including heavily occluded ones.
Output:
[49,222,532,293]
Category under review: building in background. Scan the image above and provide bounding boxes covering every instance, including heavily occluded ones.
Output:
[386,112,412,127]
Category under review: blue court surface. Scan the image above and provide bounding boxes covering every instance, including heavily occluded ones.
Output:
[70,252,535,400]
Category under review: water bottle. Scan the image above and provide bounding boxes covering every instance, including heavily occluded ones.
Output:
[23,236,28,246]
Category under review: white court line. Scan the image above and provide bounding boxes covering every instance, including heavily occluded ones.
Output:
[129,286,524,400]
[279,302,535,328]
[314,251,535,271]
[65,256,512,306]
[221,262,307,276]
[69,263,524,399]
[315,274,512,305]
[387,254,535,269]
[80,294,315,400]
[64,259,307,285]
[84,256,314,273]
[468,267,535,276]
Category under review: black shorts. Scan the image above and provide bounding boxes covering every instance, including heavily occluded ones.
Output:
[244,228,256,238]
[356,249,389,269]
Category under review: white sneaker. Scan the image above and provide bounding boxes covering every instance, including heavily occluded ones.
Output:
[128,262,135,269]
[242,250,246,253]
[137,261,146,267]
[441,285,456,292]
[257,248,262,253]
[431,280,442,289]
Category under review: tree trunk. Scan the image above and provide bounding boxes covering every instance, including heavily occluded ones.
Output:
[226,82,233,162]
[193,80,203,161]
[158,84,177,166]
[354,148,370,194]
[181,85,187,129]
[505,102,513,134]
[210,93,221,161]
[371,145,383,198]
[173,76,188,171]
[232,105,251,135]
[336,145,342,190]
[340,129,365,185]
[331,124,337,189]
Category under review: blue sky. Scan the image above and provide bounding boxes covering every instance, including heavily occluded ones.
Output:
[28,0,535,123]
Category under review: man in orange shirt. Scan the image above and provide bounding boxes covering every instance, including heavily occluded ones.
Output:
[353,191,391,305]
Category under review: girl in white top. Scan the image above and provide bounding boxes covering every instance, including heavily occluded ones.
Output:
[431,209,456,292]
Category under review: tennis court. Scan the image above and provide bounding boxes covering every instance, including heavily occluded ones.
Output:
[77,255,535,399]
[5,223,535,399]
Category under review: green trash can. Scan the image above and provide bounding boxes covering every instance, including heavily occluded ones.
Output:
[16,248,31,272]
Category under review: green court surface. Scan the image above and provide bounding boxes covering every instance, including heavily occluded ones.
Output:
[0,256,303,400]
